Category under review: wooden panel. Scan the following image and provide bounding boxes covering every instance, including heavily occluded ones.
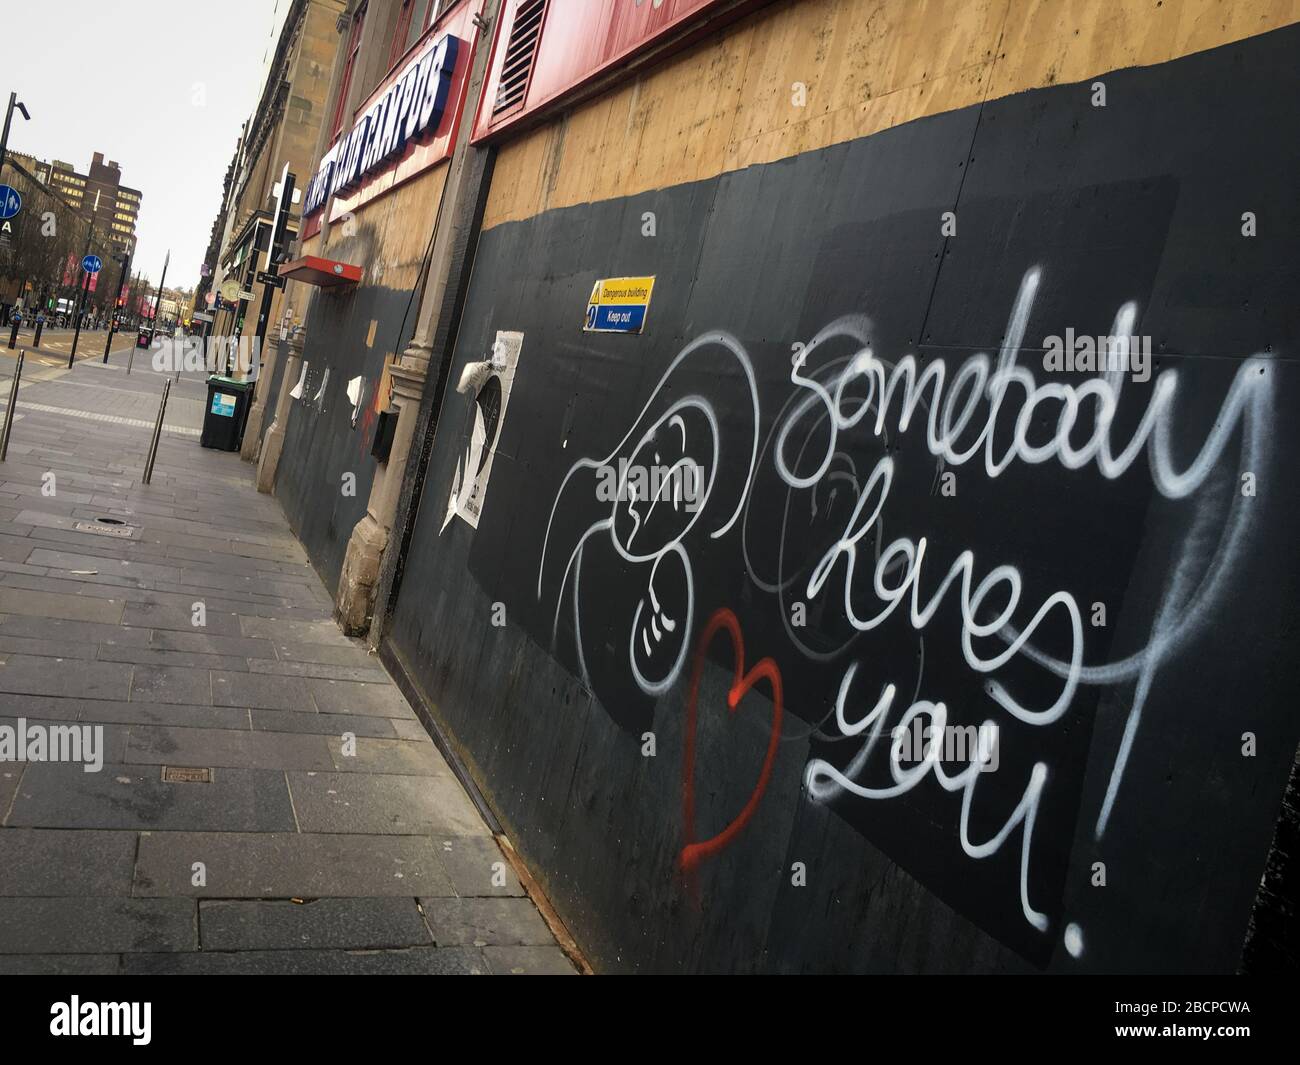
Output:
[321,161,450,294]
[482,0,1297,229]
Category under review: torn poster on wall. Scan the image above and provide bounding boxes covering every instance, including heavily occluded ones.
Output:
[289,361,308,399]
[346,375,368,427]
[442,330,522,531]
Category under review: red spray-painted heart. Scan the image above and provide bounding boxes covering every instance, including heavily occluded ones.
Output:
[679,607,784,873]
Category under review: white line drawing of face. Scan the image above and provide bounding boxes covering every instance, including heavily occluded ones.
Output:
[538,331,760,703]
[611,402,715,561]
[615,406,713,694]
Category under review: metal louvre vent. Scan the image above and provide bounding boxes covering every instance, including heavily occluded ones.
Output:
[493,0,548,116]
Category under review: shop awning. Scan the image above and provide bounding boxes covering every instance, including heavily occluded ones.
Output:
[278,255,362,287]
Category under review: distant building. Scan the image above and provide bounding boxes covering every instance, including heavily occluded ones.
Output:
[30,152,141,255]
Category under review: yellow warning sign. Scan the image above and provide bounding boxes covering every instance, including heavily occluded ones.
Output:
[585,276,656,333]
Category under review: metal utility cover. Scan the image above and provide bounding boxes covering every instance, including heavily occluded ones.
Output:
[74,520,136,539]
[162,766,212,783]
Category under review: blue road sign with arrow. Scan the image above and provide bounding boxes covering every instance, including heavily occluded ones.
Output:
[0,185,21,220]
[82,254,102,273]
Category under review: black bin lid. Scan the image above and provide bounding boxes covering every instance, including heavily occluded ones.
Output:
[207,374,253,391]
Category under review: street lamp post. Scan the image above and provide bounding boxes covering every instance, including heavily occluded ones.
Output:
[151,249,170,342]
[0,91,32,176]
[0,92,31,330]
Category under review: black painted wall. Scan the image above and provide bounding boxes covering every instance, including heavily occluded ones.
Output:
[386,25,1300,972]
[275,279,417,595]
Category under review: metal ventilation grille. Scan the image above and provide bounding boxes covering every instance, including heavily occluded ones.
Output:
[493,0,548,115]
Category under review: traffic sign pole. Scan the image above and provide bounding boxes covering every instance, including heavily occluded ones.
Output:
[229,235,263,376]
[105,251,131,362]
[68,270,91,367]
[0,184,21,221]
[68,240,102,367]
[250,166,296,390]
[69,192,105,365]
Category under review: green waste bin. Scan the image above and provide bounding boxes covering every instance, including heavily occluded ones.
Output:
[201,375,253,451]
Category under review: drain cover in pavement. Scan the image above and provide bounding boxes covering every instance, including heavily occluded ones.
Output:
[162,766,212,783]
[74,520,136,538]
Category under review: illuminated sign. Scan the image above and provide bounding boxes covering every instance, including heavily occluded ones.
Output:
[304,33,461,217]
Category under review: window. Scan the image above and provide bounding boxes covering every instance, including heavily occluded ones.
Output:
[330,2,368,140]
[389,0,431,66]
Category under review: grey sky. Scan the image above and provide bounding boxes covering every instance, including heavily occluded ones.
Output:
[4,0,291,290]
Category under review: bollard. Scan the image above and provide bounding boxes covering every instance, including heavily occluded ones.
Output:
[142,378,171,485]
[141,378,171,484]
[33,318,44,347]
[0,348,26,462]
[6,317,18,350]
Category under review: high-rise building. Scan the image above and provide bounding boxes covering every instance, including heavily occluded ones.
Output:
[33,152,141,254]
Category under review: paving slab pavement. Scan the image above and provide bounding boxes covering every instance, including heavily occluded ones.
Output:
[0,351,575,975]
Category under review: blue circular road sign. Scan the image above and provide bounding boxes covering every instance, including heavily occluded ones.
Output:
[0,185,21,220]
[83,254,102,273]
